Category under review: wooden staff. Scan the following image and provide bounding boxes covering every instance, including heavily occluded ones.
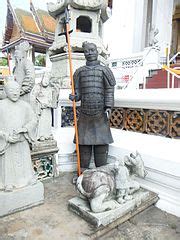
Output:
[64,8,81,176]
[7,52,11,75]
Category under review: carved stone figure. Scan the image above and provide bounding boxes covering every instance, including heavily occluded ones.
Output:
[0,81,37,191]
[76,152,146,213]
[13,41,35,102]
[69,42,116,171]
[47,0,110,56]
[31,72,59,141]
[149,26,159,47]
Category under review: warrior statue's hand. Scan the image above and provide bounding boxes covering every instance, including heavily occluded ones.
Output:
[69,93,77,101]
[105,107,112,119]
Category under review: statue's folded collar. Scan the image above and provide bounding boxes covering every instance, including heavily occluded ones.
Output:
[86,60,100,67]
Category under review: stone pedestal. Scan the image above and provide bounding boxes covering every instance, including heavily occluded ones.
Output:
[50,52,85,88]
[0,182,44,217]
[68,189,158,228]
[50,52,106,88]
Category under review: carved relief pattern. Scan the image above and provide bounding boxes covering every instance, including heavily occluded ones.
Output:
[61,106,180,138]
[125,109,145,132]
[146,110,169,136]
[169,112,180,138]
[32,156,54,180]
[110,108,124,128]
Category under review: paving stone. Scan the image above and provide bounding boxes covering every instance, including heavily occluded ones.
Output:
[0,173,179,240]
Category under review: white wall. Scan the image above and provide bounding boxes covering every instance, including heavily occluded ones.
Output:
[132,0,147,52]
[104,0,135,58]
[155,0,174,57]
[104,0,174,60]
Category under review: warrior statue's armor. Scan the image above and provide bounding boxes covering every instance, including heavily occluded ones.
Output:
[74,63,115,116]
[70,42,116,170]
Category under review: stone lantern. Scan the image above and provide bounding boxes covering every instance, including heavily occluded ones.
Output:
[47,0,112,88]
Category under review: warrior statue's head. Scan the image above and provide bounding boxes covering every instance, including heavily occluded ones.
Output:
[82,42,98,62]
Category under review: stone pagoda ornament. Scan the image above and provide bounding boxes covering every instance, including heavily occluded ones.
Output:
[47,0,112,88]
[47,0,111,56]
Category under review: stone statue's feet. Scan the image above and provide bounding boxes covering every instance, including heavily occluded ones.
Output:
[4,185,13,192]
[39,136,45,141]
[49,135,54,140]
[117,197,126,204]
[124,195,133,201]
[72,173,78,185]
[105,200,120,210]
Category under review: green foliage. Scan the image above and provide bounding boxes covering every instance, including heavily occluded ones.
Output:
[35,54,46,67]
[0,58,8,66]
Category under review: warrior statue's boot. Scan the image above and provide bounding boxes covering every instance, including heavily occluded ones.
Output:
[79,145,92,170]
[94,144,109,167]
[72,145,92,184]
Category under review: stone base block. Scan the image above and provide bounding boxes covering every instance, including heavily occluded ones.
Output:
[0,181,44,217]
[68,189,158,228]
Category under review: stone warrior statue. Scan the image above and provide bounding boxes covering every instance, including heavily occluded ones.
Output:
[13,41,35,102]
[0,81,37,191]
[69,42,116,172]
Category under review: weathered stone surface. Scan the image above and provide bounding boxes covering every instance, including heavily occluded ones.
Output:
[68,189,156,227]
[13,41,35,103]
[0,81,38,191]
[76,152,146,213]
[31,71,59,141]
[0,182,44,217]
[31,139,58,153]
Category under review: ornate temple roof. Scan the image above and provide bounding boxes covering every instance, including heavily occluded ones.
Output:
[15,8,41,35]
[36,9,56,34]
[2,0,55,52]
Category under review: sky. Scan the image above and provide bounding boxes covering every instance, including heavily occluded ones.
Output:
[0,0,130,58]
[0,0,54,37]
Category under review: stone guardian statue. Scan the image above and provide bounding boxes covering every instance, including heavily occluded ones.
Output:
[76,152,146,213]
[0,81,37,191]
[69,42,116,172]
[13,41,35,102]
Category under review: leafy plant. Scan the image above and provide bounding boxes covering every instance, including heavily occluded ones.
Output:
[35,54,46,67]
[0,58,8,66]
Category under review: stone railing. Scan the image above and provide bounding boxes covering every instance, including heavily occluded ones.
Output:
[60,89,180,139]
[111,89,180,138]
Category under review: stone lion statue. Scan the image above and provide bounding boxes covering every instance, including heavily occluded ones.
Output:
[76,151,147,213]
